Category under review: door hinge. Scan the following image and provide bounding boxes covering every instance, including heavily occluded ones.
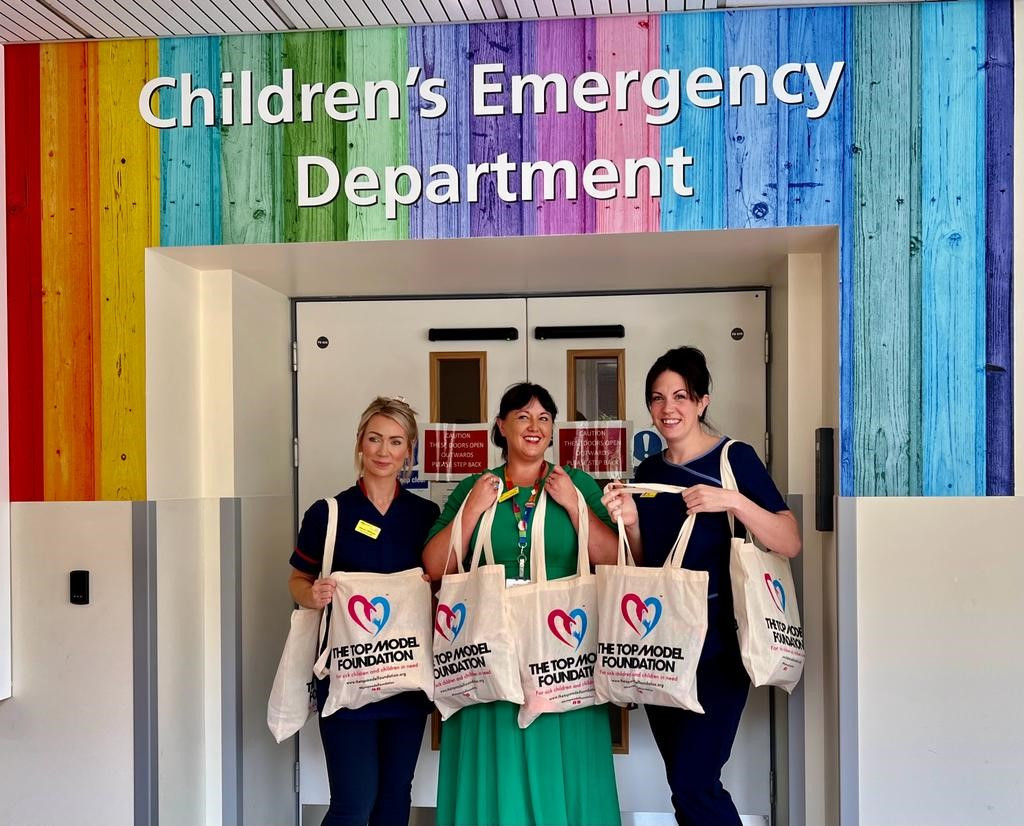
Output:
[769,768,776,807]
[764,331,771,364]
[291,341,298,373]
[293,437,299,468]
[294,761,300,793]
[764,432,770,465]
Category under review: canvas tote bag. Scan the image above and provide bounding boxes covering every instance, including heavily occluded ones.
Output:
[507,485,598,729]
[432,478,524,719]
[267,496,339,743]
[314,565,434,715]
[722,440,805,693]
[595,485,708,712]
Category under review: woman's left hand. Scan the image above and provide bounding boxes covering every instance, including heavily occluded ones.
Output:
[682,484,739,514]
[545,465,580,518]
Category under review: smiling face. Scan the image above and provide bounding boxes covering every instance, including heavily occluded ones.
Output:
[497,397,553,463]
[648,370,709,446]
[359,413,412,481]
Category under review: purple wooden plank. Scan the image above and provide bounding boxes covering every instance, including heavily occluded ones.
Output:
[469,22,527,238]
[531,18,593,236]
[985,0,1014,495]
[408,24,471,240]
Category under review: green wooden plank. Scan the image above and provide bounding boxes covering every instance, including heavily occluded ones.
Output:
[852,4,916,495]
[344,28,409,241]
[282,30,346,243]
[221,34,282,245]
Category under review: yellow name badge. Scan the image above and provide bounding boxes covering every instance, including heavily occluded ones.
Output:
[498,487,519,503]
[354,520,381,539]
[640,492,658,498]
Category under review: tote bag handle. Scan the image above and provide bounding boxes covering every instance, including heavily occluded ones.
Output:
[718,440,749,540]
[315,497,340,654]
[605,482,696,569]
[528,483,590,583]
[443,477,504,575]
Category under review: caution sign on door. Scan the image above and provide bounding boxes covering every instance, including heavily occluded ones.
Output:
[420,424,491,481]
[554,421,632,478]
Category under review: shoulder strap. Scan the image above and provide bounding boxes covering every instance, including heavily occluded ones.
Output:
[321,497,339,578]
[719,440,747,540]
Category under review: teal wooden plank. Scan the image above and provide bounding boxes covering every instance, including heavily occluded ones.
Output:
[220,34,282,245]
[159,37,222,246]
[920,0,986,495]
[281,31,346,243]
[724,9,782,228]
[661,11,725,231]
[851,5,916,495]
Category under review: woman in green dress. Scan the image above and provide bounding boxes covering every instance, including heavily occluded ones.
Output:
[423,382,625,826]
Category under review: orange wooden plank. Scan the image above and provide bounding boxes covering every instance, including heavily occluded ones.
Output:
[39,43,96,500]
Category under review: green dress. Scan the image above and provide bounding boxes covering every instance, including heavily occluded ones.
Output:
[428,465,621,826]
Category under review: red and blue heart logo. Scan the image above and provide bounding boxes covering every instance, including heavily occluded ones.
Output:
[547,608,588,650]
[435,602,467,642]
[347,595,391,636]
[621,593,662,639]
[764,574,786,614]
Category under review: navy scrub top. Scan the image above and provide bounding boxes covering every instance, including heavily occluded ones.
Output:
[634,437,788,662]
[290,480,440,718]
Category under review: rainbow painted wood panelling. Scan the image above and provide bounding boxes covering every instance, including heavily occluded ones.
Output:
[4,1,1014,501]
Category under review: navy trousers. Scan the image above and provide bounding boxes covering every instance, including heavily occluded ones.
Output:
[316,681,427,826]
[645,653,750,826]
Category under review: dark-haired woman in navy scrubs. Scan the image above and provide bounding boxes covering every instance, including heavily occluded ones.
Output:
[603,347,801,826]
[288,396,439,826]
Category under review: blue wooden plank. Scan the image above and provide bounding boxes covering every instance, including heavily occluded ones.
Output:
[985,0,1014,495]
[782,7,849,228]
[920,0,986,495]
[780,7,856,493]
[469,22,526,238]
[724,9,781,229]
[159,37,222,246]
[660,10,725,231]
[408,24,471,240]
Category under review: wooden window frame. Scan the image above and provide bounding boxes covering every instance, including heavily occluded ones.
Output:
[566,348,626,422]
[429,351,488,423]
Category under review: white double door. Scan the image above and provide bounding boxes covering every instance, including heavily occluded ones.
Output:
[295,290,771,820]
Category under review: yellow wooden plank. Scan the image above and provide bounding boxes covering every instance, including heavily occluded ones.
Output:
[96,40,153,500]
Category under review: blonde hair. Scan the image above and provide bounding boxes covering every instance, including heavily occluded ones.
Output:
[354,396,419,480]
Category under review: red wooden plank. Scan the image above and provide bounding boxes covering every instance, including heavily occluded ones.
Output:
[5,44,44,502]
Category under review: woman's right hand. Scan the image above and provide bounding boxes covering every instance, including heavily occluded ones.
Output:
[309,577,337,609]
[463,471,502,518]
[601,481,639,528]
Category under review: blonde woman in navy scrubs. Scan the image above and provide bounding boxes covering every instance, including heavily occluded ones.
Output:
[603,347,801,826]
[288,397,439,826]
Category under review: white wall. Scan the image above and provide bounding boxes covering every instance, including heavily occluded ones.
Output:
[156,498,209,826]
[146,258,296,823]
[0,502,134,826]
[838,497,1024,826]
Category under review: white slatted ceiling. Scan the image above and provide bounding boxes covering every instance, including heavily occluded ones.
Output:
[0,0,914,44]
